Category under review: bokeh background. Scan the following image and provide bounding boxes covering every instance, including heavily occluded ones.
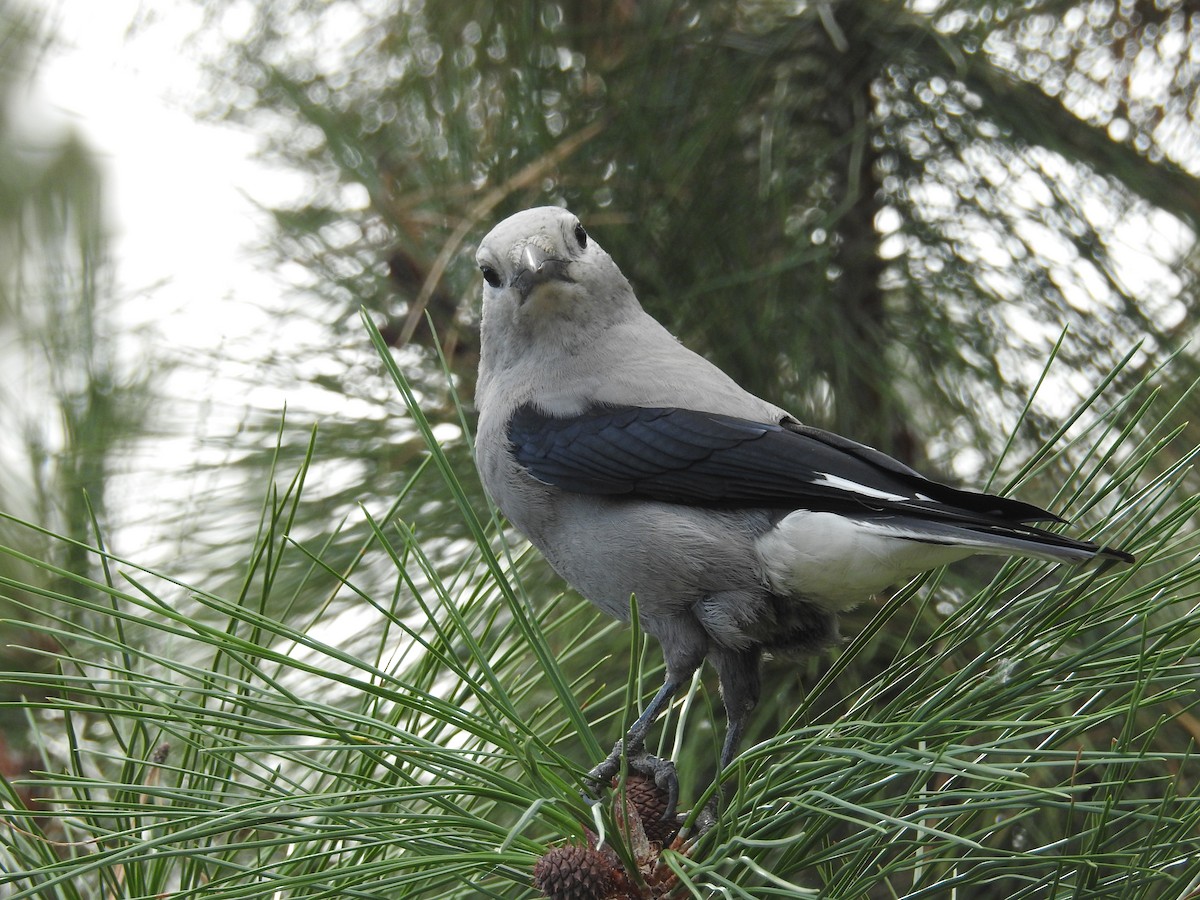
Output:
[1,1,1198,895]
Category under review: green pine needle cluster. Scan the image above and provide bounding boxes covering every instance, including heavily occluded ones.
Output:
[0,319,1197,899]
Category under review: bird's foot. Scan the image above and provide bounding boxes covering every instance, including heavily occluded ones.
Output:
[584,740,679,822]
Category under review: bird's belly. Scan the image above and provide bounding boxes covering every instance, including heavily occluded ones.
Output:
[754,510,973,610]
[525,495,772,622]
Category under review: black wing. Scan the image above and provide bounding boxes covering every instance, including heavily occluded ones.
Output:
[507,403,1061,527]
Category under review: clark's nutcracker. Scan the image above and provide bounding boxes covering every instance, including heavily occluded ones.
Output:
[473,206,1133,817]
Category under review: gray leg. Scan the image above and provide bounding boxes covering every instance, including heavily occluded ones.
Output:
[585,623,709,820]
[681,646,762,836]
[585,676,686,817]
[711,646,763,770]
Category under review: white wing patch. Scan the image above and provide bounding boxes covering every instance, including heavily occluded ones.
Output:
[813,473,911,503]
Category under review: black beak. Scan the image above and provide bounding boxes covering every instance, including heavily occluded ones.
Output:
[511,243,572,300]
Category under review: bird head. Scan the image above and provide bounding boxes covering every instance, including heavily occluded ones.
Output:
[475,207,637,328]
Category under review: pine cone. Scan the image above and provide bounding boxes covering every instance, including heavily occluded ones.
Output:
[620,773,677,846]
[533,844,620,900]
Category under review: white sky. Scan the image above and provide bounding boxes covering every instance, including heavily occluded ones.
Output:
[30,0,297,345]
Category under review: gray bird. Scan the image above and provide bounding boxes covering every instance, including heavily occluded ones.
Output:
[473,206,1133,820]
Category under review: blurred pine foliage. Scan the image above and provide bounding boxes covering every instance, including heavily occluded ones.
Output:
[1,1,1199,896]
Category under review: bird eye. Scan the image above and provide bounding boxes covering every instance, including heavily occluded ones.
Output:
[573,223,588,249]
[480,264,502,288]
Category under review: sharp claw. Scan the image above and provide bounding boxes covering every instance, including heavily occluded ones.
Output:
[582,740,681,822]
[583,740,626,798]
[649,758,679,821]
[627,749,677,821]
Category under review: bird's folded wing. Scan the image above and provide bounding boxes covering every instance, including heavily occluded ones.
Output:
[507,404,1060,526]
